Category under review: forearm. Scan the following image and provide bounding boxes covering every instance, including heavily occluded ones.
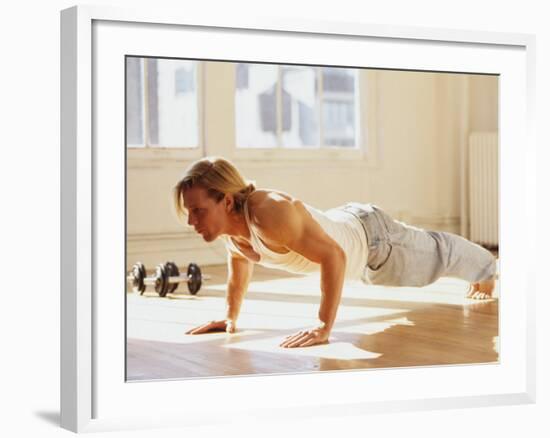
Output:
[318,249,346,332]
[225,281,248,322]
[186,253,253,336]
[225,256,254,323]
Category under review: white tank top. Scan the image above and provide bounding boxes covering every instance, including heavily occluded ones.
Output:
[225,200,368,280]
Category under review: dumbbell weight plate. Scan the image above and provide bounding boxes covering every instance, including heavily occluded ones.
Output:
[131,262,147,294]
[187,263,202,295]
[165,261,180,295]
[154,263,170,297]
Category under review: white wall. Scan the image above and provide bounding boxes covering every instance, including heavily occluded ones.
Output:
[127,64,498,268]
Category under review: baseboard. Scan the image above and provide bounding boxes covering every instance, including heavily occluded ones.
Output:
[126,231,226,271]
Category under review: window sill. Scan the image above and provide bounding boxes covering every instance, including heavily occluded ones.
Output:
[232,147,364,162]
[125,145,380,169]
[126,147,203,167]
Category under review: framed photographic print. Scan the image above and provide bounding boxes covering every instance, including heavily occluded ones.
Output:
[61,5,536,433]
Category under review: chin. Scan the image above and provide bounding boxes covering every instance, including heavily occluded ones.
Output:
[202,232,217,242]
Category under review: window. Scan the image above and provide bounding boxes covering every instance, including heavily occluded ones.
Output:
[235,63,359,149]
[126,57,200,148]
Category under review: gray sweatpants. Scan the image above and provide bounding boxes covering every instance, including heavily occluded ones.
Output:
[342,203,496,287]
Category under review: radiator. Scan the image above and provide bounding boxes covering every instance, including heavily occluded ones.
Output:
[468,132,499,249]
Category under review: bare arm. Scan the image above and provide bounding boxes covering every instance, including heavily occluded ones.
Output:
[225,250,254,330]
[186,249,253,335]
[252,196,347,347]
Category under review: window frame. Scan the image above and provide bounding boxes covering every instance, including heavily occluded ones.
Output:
[126,57,205,164]
[232,68,379,165]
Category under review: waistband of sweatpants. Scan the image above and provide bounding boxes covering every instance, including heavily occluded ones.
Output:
[340,203,378,246]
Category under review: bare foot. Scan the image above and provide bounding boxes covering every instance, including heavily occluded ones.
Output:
[467,277,495,300]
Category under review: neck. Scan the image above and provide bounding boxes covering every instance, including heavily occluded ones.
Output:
[224,211,250,240]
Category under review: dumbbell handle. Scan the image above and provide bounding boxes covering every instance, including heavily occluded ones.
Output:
[149,274,210,284]
[126,274,211,284]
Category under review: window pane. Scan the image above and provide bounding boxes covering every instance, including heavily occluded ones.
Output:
[322,68,358,147]
[147,59,199,148]
[126,57,144,146]
[235,63,278,148]
[281,66,319,148]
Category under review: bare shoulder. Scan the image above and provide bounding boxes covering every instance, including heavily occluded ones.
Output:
[247,189,305,229]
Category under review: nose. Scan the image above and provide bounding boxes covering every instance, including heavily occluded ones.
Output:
[187,213,195,227]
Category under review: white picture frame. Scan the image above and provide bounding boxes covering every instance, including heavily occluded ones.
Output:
[60,5,536,433]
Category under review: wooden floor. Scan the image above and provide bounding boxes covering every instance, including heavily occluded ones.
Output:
[126,264,499,381]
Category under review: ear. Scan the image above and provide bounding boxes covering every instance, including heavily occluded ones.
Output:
[224,193,234,212]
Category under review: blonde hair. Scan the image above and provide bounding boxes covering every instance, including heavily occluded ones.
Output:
[173,157,256,220]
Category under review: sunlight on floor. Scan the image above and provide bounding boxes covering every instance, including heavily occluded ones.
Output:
[219,316,414,360]
[127,318,265,344]
[127,298,410,344]
[223,339,382,360]
[206,275,498,306]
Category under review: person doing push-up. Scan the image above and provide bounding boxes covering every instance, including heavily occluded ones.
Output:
[173,157,496,349]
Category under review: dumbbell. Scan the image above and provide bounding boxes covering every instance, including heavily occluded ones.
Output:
[127,261,210,297]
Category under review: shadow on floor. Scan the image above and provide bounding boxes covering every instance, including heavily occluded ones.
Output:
[34,410,60,427]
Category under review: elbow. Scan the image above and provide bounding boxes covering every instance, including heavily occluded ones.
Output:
[327,244,346,270]
[338,246,347,268]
